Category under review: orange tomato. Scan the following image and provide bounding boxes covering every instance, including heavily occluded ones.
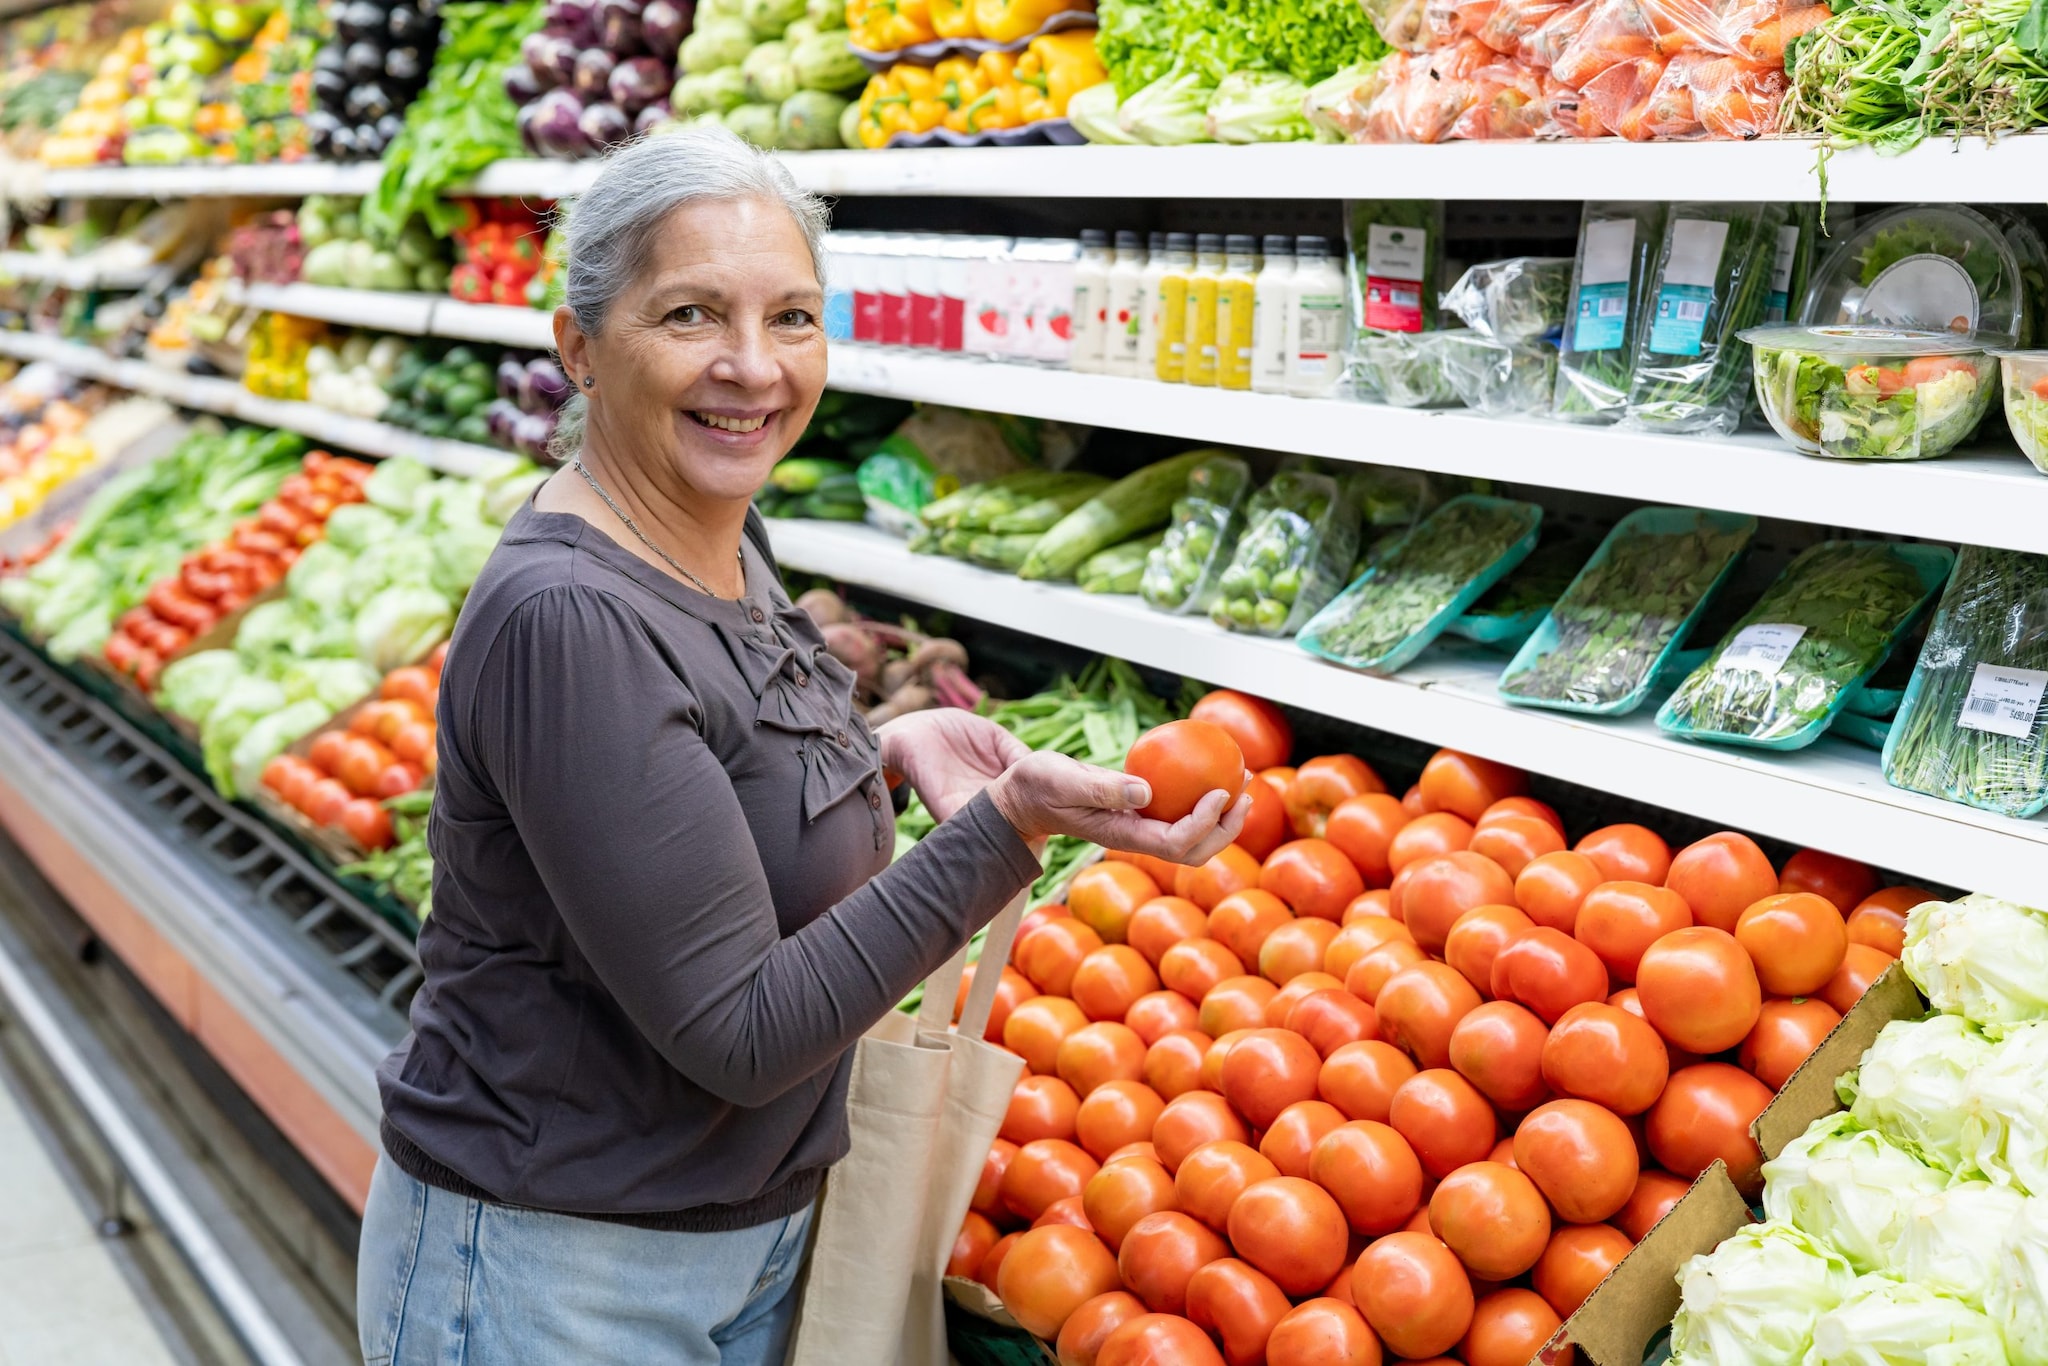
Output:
[1186,1258,1294,1366]
[1480,795,1565,835]
[1161,939,1245,1002]
[1735,893,1848,997]
[1106,1142,1160,1167]
[1634,927,1762,1054]
[1001,1139,1103,1223]
[1540,1002,1668,1115]
[1343,890,1398,925]
[1574,824,1672,885]
[1778,848,1878,914]
[1401,785,1430,819]
[1646,1062,1772,1194]
[1117,1210,1228,1314]
[1388,1069,1497,1178]
[1016,903,1075,957]
[1035,1196,1094,1231]
[1070,863,1163,945]
[1664,831,1778,933]
[1077,1081,1168,1162]
[1399,852,1518,954]
[1227,1177,1350,1297]
[1430,1161,1552,1280]
[1574,881,1693,983]
[1285,755,1386,839]
[1191,690,1293,772]
[1265,1298,1379,1366]
[1125,991,1200,1046]
[1375,962,1483,1071]
[1515,851,1606,934]
[1446,1001,1550,1112]
[1444,904,1533,995]
[1097,1312,1227,1366]
[1055,1290,1147,1366]
[1259,918,1342,985]
[380,665,437,707]
[1463,1288,1566,1366]
[1127,720,1245,823]
[1324,918,1416,983]
[1845,886,1929,959]
[1107,850,1187,898]
[1019,919,1108,997]
[1309,1117,1424,1237]
[977,1231,1021,1289]
[1469,812,1565,879]
[1209,890,1295,966]
[1221,1027,1323,1129]
[1259,767,1298,797]
[1202,1029,1253,1096]
[1260,1099,1347,1179]
[1287,989,1380,1059]
[950,1211,1001,1278]
[1236,778,1290,862]
[1004,1075,1082,1145]
[1387,812,1475,875]
[1318,1040,1418,1124]
[1490,927,1609,1024]
[1738,997,1841,1090]
[1418,749,1528,824]
[1614,1170,1691,1242]
[956,963,1038,1044]
[1142,1030,1211,1100]
[1125,897,1209,967]
[997,1223,1122,1340]
[1350,1231,1475,1360]
[1513,1099,1638,1224]
[1005,998,1090,1076]
[975,1139,1018,1224]
[307,729,351,776]
[1343,940,1429,1005]
[1058,1022,1149,1096]
[1819,942,1894,1014]
[1174,1139,1277,1231]
[1262,839,1367,922]
[1264,972,1344,1028]
[1200,975,1280,1038]
[1326,793,1412,887]
[1152,1091,1251,1173]
[1533,1224,1632,1319]
[1176,845,1263,911]
[1072,946,1162,1023]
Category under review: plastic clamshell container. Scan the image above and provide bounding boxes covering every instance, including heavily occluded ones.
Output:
[1742,325,2003,462]
[1992,349,2048,475]
[1497,507,1756,717]
[1299,494,1542,676]
[1654,540,1956,753]
[1801,205,2025,339]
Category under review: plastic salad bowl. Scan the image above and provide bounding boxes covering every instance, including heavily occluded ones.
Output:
[1743,325,2002,461]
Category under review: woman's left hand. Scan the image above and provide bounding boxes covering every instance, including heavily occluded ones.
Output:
[876,710,1032,823]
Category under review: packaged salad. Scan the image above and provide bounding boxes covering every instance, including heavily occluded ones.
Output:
[1434,331,1559,415]
[1554,201,1665,424]
[1345,201,1447,337]
[1446,527,1592,647]
[1499,508,1753,715]
[1882,546,2048,818]
[1621,201,1790,436]
[1656,540,1953,751]
[1139,453,1255,614]
[1744,326,2002,462]
[1210,471,1361,637]
[1993,349,2048,474]
[1801,205,2030,341]
[1440,257,1573,342]
[1359,331,1463,407]
[1299,494,1542,675]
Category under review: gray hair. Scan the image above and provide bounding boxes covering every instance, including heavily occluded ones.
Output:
[548,126,830,461]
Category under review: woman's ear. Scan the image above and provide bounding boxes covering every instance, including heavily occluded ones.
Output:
[554,305,590,387]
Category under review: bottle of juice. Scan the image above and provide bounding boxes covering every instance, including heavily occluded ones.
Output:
[1105,230,1148,378]
[1251,235,1295,394]
[1287,235,1352,398]
[1183,233,1225,387]
[1151,233,1196,384]
[1068,229,1113,373]
[1215,234,1260,391]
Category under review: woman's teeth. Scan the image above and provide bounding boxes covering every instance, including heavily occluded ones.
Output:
[694,412,768,433]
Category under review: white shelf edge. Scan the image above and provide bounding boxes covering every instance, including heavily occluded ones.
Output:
[0,250,158,290]
[767,517,2048,906]
[430,298,557,349]
[222,281,558,351]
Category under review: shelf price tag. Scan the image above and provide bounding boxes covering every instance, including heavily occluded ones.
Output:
[1648,218,1730,358]
[1720,623,1806,678]
[1573,218,1636,353]
[1958,662,2048,739]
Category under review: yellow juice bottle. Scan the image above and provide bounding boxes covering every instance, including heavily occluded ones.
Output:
[1153,233,1195,383]
[1215,234,1260,391]
[1183,233,1224,388]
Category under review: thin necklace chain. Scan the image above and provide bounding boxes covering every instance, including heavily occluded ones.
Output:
[572,459,739,599]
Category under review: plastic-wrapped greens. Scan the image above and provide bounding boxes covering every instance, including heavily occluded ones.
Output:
[1434,330,1559,415]
[1447,528,1591,646]
[1440,256,1573,341]
[1622,201,1790,436]
[1078,533,1165,594]
[1555,201,1665,424]
[1210,471,1361,637]
[1344,200,1447,337]
[1657,540,1952,751]
[1299,495,1541,674]
[1140,453,1254,615]
[1358,331,1462,407]
[1882,546,2048,818]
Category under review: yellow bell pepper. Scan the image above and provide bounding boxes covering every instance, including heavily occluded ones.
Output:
[847,0,937,53]
[1015,29,1106,115]
[929,0,979,39]
[951,81,1020,133]
[971,0,1087,45]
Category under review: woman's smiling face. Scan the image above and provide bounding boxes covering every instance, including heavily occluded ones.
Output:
[570,194,826,502]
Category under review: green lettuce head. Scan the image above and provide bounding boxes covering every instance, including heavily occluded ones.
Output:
[1904,894,2048,1036]
[1760,1112,1945,1275]
[1669,1221,1855,1366]
[1806,1276,2007,1366]
[1843,1014,1994,1175]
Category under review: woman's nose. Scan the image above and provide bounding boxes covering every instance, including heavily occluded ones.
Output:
[709,322,783,389]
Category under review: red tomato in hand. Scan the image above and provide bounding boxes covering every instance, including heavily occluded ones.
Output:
[1191,690,1293,772]
[1186,1258,1293,1366]
[1778,848,1878,914]
[1350,1231,1474,1359]
[1326,792,1411,888]
[1444,904,1534,995]
[1533,1224,1632,1318]
[1463,1288,1565,1366]
[1388,1069,1497,1178]
[1118,1210,1228,1314]
[1319,1040,1417,1124]
[1574,882,1693,983]
[1055,1291,1146,1366]
[1735,893,1848,997]
[1574,824,1671,885]
[1399,852,1517,954]
[1646,1063,1772,1194]
[1266,1298,1382,1366]
[1127,720,1245,823]
[1515,851,1605,934]
[1540,1002,1668,1116]
[1490,928,1608,1024]
[1375,962,1483,1071]
[1513,1100,1638,1224]
[1429,1161,1551,1279]
[1285,755,1385,839]
[1665,832,1778,933]
[1447,1001,1550,1112]
[996,1224,1122,1340]
[1152,1092,1251,1173]
[1634,927,1763,1054]
[1418,748,1528,824]
[1226,1177,1350,1297]
[1310,1119,1424,1237]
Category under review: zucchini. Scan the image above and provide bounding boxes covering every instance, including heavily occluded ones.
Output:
[989,475,1112,534]
[918,469,1080,530]
[1020,450,1230,582]
[966,532,1043,571]
[961,472,1106,532]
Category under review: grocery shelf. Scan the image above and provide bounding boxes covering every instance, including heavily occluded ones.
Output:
[231,281,441,336]
[431,298,557,349]
[33,160,383,201]
[0,330,520,478]
[824,347,2048,557]
[768,517,2048,906]
[0,249,160,291]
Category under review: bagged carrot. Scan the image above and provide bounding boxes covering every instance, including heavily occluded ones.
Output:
[1691,55,1787,137]
[1479,0,1576,55]
[1538,74,1609,136]
[1520,0,1595,70]
[1451,59,1550,137]
[1579,54,1669,138]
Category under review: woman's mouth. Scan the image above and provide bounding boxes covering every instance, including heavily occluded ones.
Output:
[690,410,771,433]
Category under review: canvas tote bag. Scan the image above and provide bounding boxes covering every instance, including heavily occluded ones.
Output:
[787,888,1030,1366]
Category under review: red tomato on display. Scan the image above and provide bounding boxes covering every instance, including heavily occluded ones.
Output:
[1260,918,1342,985]
[949,1212,1000,1278]
[1125,897,1209,967]
[1634,927,1763,1054]
[1574,882,1693,983]
[1490,928,1608,1024]
[1019,920,1107,998]
[1512,1100,1639,1224]
[1387,1069,1497,1178]
[1533,1224,1632,1318]
[1175,1139,1278,1232]
[1343,940,1429,1005]
[1318,1041,1418,1124]
[1200,975,1280,1039]
[1003,1075,1082,1145]
[1778,848,1878,914]
[1191,690,1293,772]
[956,964,1037,1044]
[1387,812,1475,876]
[1326,792,1412,888]
[1350,1231,1474,1360]
[1844,885,1935,958]
[1186,1258,1294,1366]
[1117,1211,1229,1314]
[1260,1100,1346,1179]
[1177,846,1263,911]
[1323,918,1416,983]
[1447,1001,1550,1112]
[1515,851,1606,934]
[1574,824,1672,885]
[1225,1177,1350,1297]
[1002,1140,1102,1223]
[1310,1119,1424,1237]
[1082,1157,1178,1253]
[996,1224,1122,1340]
[1143,1030,1212,1100]
[1236,777,1290,862]
[1076,1081,1168,1162]
[1374,962,1484,1071]
[1057,1022,1148,1097]
[1463,1288,1567,1366]
[1646,1063,1772,1194]
[1664,832,1778,933]
[1152,1092,1251,1173]
[1265,1298,1382,1366]
[1734,893,1848,997]
[1072,947,1163,1024]
[1125,991,1200,1047]
[1220,1028,1323,1130]
[1210,890,1295,967]
[1126,720,1246,823]
[1399,852,1518,954]
[1287,989,1380,1058]
[1285,756,1386,839]
[1097,1313,1226,1366]
[1262,839,1367,922]
[1614,1170,1692,1243]
[1161,939,1245,1003]
[1418,749,1527,824]
[1055,1291,1146,1366]
[1540,1002,1669,1116]
[1070,863,1164,945]
[1469,812,1564,879]
[1739,997,1842,1090]
[1819,943,1894,1014]
[1443,905,1534,995]
[1428,1161,1552,1280]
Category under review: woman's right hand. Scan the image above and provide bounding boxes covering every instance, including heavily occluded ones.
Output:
[988,752,1251,867]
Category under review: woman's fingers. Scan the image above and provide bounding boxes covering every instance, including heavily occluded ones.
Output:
[1078,786,1250,866]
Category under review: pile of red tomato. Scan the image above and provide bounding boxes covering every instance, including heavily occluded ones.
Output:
[259,647,443,851]
[952,689,1924,1366]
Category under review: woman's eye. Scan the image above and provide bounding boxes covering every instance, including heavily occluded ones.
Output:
[670,305,704,324]
[777,309,816,327]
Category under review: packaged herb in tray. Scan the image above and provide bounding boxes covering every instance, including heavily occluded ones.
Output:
[1447,528,1594,648]
[1299,495,1542,675]
[1656,540,1953,751]
[1555,202,1665,425]
[1211,471,1361,638]
[1441,257,1573,343]
[1622,202,1791,436]
[1140,453,1254,615]
[1499,508,1754,716]
[1882,546,2048,818]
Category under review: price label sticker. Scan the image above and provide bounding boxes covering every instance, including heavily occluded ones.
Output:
[1958,663,2048,739]
[1721,623,1806,678]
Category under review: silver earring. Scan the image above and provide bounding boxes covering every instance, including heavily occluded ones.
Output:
[583,375,595,388]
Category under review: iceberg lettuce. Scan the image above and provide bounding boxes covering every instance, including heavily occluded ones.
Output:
[155,650,247,725]
[1904,894,2048,1036]
[1806,1276,2007,1366]
[1668,1221,1854,1366]
[1761,1112,1946,1275]
[1843,1015,1994,1174]
[322,502,399,553]
[1966,1021,2048,1197]
[363,456,433,514]
[228,699,333,801]
[1891,1181,2026,1307]
[352,586,452,672]
[1989,1196,2048,1365]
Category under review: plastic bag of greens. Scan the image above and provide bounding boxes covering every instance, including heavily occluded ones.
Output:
[1300,495,1542,675]
[1500,508,1753,715]
[1446,528,1592,647]
[1348,465,1443,531]
[1140,453,1254,614]
[1441,257,1573,342]
[1882,546,2048,818]
[1555,202,1665,424]
[1345,200,1446,337]
[1210,471,1360,637]
[1358,331,1461,407]
[1433,331,1558,415]
[1657,540,1952,751]
[1622,202,1792,435]
[1078,533,1165,593]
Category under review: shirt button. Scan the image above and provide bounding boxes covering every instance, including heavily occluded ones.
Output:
[750,606,765,623]
[868,788,882,809]
[836,731,850,747]
[796,671,809,687]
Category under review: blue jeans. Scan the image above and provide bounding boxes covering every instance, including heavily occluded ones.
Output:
[357,1157,816,1365]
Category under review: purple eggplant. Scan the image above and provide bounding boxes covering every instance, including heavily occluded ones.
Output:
[496,358,528,403]
[633,105,671,136]
[578,99,632,149]
[639,0,689,59]
[485,398,523,445]
[528,87,591,156]
[524,357,573,412]
[512,412,556,459]
[598,0,645,52]
[504,62,544,105]
[572,47,617,100]
[607,56,673,112]
[543,0,599,29]
[520,30,578,86]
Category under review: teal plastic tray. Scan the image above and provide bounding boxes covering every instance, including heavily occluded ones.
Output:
[1655,541,1956,752]
[1497,507,1756,717]
[1835,710,1893,750]
[1843,682,1904,719]
[1298,495,1543,677]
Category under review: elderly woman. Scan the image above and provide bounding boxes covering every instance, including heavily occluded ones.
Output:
[356,128,1246,1365]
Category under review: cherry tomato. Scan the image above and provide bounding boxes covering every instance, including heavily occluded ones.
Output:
[1574,824,1671,885]
[1375,962,1482,1071]
[1324,919,1417,984]
[1575,881,1693,983]
[1019,919,1108,998]
[1444,904,1533,995]
[1070,863,1164,946]
[1097,1312,1227,1366]
[1318,1041,1417,1125]
[1614,1169,1692,1243]
[1259,917,1341,985]
[1387,812,1475,876]
[1490,927,1608,1024]
[1287,989,1379,1059]
[1200,976,1280,1039]
[997,1224,1122,1340]
[1778,848,1878,914]
[1209,890,1295,967]
[1002,1139,1103,1224]
[1127,720,1245,823]
[1174,1139,1277,1231]
[1646,1063,1772,1194]
[1515,851,1605,934]
[1260,1099,1346,1179]
[1161,939,1245,1002]
[1286,755,1385,839]
[1533,1224,1631,1319]
[1236,778,1290,862]
[341,798,393,850]
[1036,1196,1094,1231]
[1735,893,1848,997]
[1326,793,1411,887]
[1447,1001,1550,1112]
[975,1139,1018,1224]
[1055,1291,1147,1366]
[1430,1161,1551,1280]
[1399,852,1517,955]
[1073,947,1163,1024]
[1059,1022,1149,1097]
[1266,1298,1381,1366]
[1665,832,1779,933]
[1264,973,1343,1028]
[1819,943,1894,1014]
[949,1211,1000,1278]
[1419,749,1528,824]
[1227,1177,1350,1297]
[1081,1156,1178,1254]
[1118,1210,1228,1314]
[1176,846,1263,912]
[1463,1288,1565,1366]
[1469,812,1565,880]
[1125,897,1210,968]
[1124,991,1199,1047]
[1513,1099,1638,1224]
[1005,996,1091,1076]
[1004,1075,1082,1145]
[1152,1092,1251,1173]
[1186,1258,1294,1366]
[977,1231,1021,1290]
[1191,690,1293,772]
[1218,1028,1320,1130]
[1077,1081,1168,1162]
[1540,1002,1668,1115]
[1635,926,1763,1054]
[956,963,1038,1044]
[1142,1030,1211,1100]
[1350,1231,1474,1360]
[1388,1069,1496,1178]
[1739,997,1842,1090]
